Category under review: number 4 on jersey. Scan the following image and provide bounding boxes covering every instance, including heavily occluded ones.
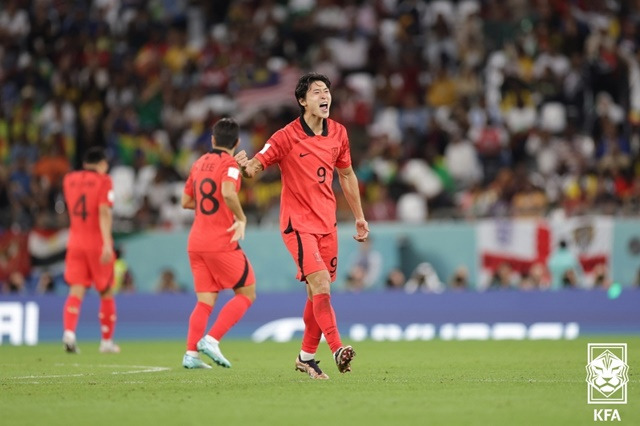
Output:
[73,194,88,221]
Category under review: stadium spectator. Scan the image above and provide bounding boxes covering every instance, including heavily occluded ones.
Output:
[511,179,548,218]
[562,268,580,289]
[449,266,470,291]
[0,0,30,41]
[547,240,584,290]
[0,165,13,229]
[405,262,445,294]
[61,147,120,354]
[343,238,382,292]
[235,72,368,379]
[519,262,550,291]
[468,117,510,184]
[385,268,407,291]
[487,261,519,290]
[444,126,483,190]
[3,271,26,294]
[35,271,56,294]
[181,118,256,370]
[113,246,135,294]
[590,263,612,289]
[154,268,184,294]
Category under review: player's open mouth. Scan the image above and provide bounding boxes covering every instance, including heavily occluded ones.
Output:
[320,103,329,112]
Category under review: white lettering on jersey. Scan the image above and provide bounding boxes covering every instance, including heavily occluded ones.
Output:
[258,143,271,155]
[227,167,240,180]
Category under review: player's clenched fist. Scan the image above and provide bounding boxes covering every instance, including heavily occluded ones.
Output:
[234,150,252,178]
[235,150,248,167]
[234,150,262,178]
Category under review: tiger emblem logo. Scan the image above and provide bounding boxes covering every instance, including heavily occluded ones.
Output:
[586,349,629,398]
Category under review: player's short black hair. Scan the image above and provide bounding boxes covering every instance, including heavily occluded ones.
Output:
[83,146,107,165]
[295,72,331,114]
[212,117,239,149]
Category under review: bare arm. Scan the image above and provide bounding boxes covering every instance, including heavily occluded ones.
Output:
[181,193,195,210]
[234,150,264,179]
[221,180,247,242]
[99,204,114,263]
[337,165,369,242]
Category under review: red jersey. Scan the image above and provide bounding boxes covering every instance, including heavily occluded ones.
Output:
[255,117,352,234]
[184,149,242,252]
[63,170,114,250]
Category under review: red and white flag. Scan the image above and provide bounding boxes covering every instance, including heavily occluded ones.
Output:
[550,216,613,275]
[476,217,613,289]
[476,219,551,289]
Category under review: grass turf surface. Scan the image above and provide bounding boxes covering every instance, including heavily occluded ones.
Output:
[1,338,639,426]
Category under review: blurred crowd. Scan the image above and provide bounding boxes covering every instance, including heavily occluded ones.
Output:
[2,0,640,292]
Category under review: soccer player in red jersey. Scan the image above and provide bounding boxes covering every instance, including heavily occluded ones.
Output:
[181,118,256,369]
[235,72,369,379]
[62,147,119,354]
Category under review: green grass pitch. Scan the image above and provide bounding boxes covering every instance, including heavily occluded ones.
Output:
[1,338,638,426]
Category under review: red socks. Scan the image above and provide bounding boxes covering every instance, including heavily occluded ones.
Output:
[209,294,252,341]
[187,295,253,351]
[99,298,117,340]
[301,298,322,354]
[312,293,342,353]
[186,302,212,351]
[63,295,82,333]
[64,296,117,341]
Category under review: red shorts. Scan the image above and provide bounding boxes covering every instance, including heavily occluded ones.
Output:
[64,247,115,292]
[281,230,338,282]
[188,249,256,293]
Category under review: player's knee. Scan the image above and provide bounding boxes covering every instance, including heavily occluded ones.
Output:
[315,283,331,294]
[307,274,331,295]
[243,290,256,303]
[237,284,256,303]
[99,287,114,298]
[69,285,86,299]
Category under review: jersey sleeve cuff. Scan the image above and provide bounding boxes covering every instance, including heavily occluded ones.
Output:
[255,154,268,170]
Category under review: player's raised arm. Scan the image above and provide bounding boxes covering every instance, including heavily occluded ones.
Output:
[235,150,264,179]
[337,165,369,242]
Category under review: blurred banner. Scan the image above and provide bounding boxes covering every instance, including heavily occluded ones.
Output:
[1,290,638,346]
[234,67,300,119]
[477,216,614,289]
[27,227,68,277]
